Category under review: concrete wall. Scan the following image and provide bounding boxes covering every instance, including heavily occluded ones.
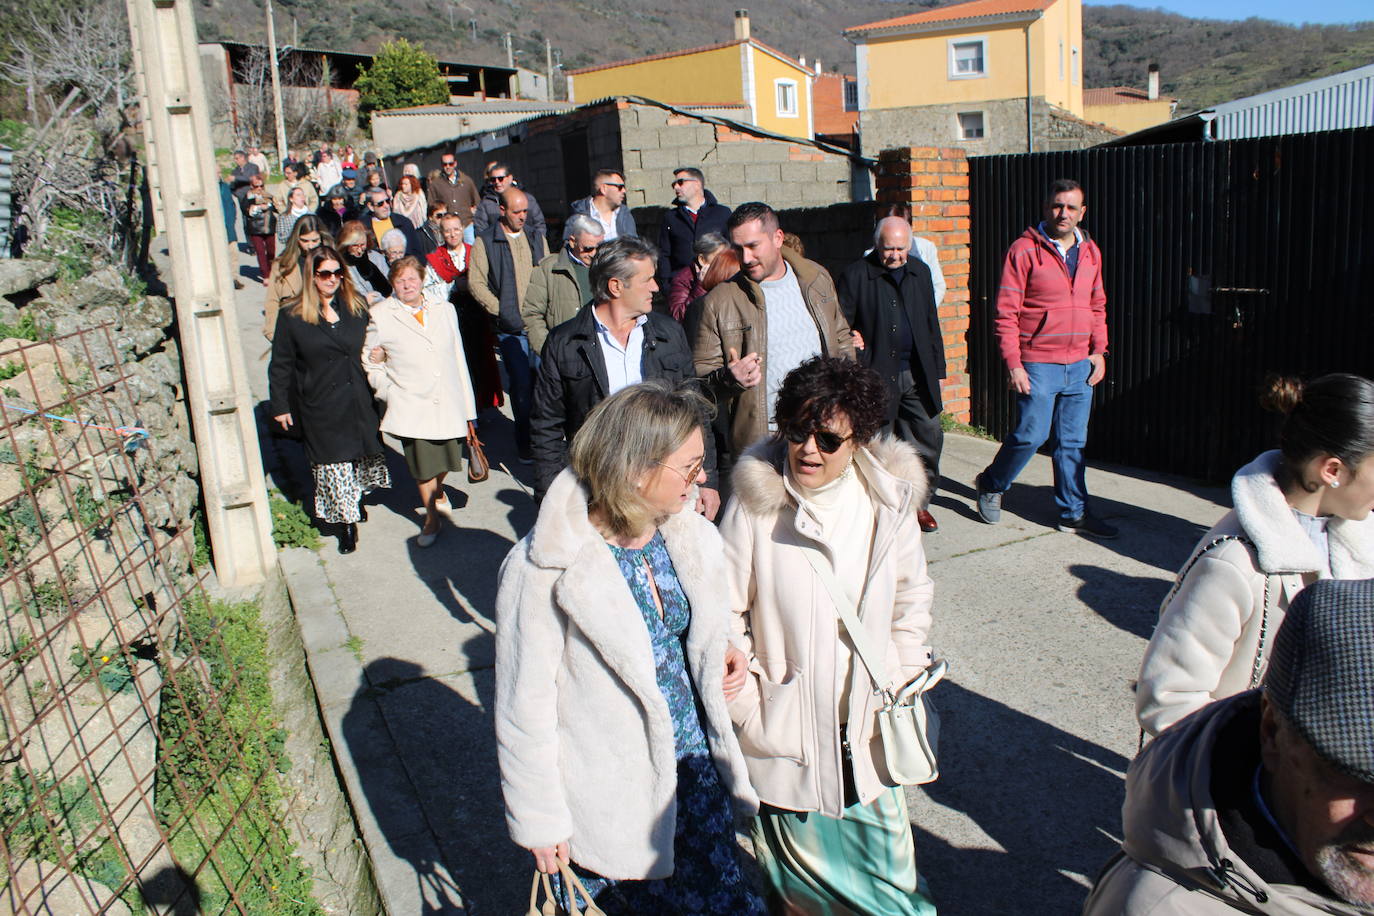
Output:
[859,97,1119,157]
[372,109,563,157]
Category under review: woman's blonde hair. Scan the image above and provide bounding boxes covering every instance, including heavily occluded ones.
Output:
[569,380,710,539]
[288,246,367,324]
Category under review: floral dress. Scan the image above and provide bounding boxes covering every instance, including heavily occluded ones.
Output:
[555,531,765,915]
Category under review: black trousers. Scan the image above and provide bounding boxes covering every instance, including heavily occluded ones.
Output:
[889,367,943,510]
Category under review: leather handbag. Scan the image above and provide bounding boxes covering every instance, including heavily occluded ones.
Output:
[799,543,947,785]
[466,420,490,483]
[526,863,605,916]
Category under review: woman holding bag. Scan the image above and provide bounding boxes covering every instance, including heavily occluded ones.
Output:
[720,356,938,915]
[495,381,765,915]
[363,256,478,548]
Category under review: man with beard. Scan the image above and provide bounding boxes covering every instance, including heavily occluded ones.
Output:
[1084,577,1374,915]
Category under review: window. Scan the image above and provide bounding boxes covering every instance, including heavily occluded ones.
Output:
[1072,46,1080,85]
[957,111,985,140]
[775,79,798,117]
[1059,40,1064,80]
[843,79,859,112]
[948,38,987,79]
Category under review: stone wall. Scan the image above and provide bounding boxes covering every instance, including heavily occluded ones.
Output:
[859,97,1120,158]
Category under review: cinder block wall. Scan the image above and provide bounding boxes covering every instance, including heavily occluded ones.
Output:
[875,146,972,422]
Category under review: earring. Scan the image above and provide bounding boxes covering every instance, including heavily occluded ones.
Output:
[1331,479,1341,489]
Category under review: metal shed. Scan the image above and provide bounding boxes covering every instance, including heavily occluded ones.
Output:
[1208,63,1374,140]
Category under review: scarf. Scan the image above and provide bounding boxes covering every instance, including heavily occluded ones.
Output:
[426,244,468,283]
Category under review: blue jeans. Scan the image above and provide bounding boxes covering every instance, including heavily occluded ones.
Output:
[497,332,534,453]
[981,359,1094,521]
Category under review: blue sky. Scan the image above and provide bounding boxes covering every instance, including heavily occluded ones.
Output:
[1084,0,1372,25]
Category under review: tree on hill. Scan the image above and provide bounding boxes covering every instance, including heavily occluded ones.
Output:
[354,38,448,126]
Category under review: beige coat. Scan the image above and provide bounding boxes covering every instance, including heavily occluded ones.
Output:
[692,248,854,451]
[362,295,477,441]
[720,435,934,817]
[495,469,758,879]
[270,177,318,214]
[262,264,304,341]
[1136,450,1374,737]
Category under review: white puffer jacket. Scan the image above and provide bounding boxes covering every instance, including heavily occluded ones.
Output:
[1136,450,1374,736]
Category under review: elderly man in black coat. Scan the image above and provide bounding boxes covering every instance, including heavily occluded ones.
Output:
[837,216,946,532]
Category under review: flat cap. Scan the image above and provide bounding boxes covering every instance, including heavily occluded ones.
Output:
[1266,578,1374,782]
[342,168,359,180]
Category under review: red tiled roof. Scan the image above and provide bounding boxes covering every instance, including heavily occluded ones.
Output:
[1084,86,1176,106]
[567,38,810,77]
[846,0,1055,34]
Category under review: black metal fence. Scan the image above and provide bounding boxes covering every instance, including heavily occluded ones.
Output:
[968,127,1374,481]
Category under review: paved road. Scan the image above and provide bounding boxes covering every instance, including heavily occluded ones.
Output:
[228,247,1230,914]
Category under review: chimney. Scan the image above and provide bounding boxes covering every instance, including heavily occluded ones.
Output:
[734,9,751,41]
[814,59,823,76]
[1147,64,1160,101]
[799,55,807,70]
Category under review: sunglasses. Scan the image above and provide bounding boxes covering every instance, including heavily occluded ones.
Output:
[656,456,706,485]
[314,268,344,280]
[491,173,511,182]
[783,426,854,454]
[603,182,626,190]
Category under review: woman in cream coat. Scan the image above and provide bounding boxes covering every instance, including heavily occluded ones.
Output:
[721,356,936,915]
[363,256,477,547]
[495,382,764,914]
[1136,373,1374,737]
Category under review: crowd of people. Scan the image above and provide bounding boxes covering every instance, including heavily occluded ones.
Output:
[248,144,1374,915]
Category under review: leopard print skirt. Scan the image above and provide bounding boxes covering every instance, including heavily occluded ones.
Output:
[312,455,391,524]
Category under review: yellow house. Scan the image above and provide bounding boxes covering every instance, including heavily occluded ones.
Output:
[844,0,1115,155]
[567,12,816,138]
[1084,87,1177,134]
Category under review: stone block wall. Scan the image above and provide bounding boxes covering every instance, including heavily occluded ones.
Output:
[859,97,1120,158]
[875,146,973,422]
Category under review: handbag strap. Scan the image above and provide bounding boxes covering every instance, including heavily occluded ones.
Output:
[797,542,894,699]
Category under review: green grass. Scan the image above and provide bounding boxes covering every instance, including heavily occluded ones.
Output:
[0,362,24,381]
[268,491,321,551]
[0,313,50,343]
[344,634,364,663]
[940,413,995,441]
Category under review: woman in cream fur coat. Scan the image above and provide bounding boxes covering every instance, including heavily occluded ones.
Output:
[494,381,764,914]
[1136,373,1374,737]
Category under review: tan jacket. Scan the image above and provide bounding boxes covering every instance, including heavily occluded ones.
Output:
[262,264,304,341]
[720,435,933,817]
[521,248,591,355]
[362,295,477,441]
[1136,451,1374,737]
[270,178,318,214]
[692,248,854,450]
[495,469,758,879]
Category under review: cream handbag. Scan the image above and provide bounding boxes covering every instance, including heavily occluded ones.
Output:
[527,862,606,916]
[800,543,948,785]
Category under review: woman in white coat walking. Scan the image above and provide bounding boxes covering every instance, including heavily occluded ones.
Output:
[1136,373,1374,737]
[721,356,937,915]
[363,256,477,547]
[495,381,765,915]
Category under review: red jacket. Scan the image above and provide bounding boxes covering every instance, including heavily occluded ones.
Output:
[995,226,1107,369]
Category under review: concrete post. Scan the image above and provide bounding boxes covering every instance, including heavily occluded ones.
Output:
[126,0,276,586]
[875,146,973,422]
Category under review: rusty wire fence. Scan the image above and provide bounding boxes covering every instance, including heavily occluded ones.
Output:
[0,324,320,913]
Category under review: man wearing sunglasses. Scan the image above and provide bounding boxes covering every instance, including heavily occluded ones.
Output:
[656,167,732,285]
[569,168,637,242]
[531,237,716,515]
[523,214,604,356]
[425,152,481,227]
[472,161,548,243]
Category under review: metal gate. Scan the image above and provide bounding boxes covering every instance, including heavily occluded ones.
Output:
[968,127,1374,481]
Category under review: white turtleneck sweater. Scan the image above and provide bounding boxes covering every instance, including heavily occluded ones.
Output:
[791,460,876,722]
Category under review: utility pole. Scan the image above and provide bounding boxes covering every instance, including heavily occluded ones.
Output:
[504,33,514,70]
[265,0,288,166]
[545,38,553,98]
[124,0,276,586]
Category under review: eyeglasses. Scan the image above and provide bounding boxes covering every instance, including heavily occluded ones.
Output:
[782,426,854,454]
[491,173,511,182]
[314,268,344,280]
[656,457,705,485]
[602,182,626,190]
[442,161,456,167]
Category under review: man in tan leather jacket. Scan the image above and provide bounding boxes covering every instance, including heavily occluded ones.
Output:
[692,202,853,466]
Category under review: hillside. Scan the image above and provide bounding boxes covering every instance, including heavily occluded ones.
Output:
[191,0,1374,114]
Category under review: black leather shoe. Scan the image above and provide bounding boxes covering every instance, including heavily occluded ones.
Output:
[358,505,368,523]
[338,523,358,554]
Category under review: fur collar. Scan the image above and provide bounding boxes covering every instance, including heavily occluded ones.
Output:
[1233,450,1374,577]
[729,433,928,518]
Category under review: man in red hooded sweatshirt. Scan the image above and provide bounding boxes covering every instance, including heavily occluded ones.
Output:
[975,179,1116,538]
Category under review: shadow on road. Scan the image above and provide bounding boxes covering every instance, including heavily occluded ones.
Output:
[1070,563,1170,640]
[915,680,1128,914]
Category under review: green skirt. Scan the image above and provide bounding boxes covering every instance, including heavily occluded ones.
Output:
[400,436,465,482]
[751,786,937,916]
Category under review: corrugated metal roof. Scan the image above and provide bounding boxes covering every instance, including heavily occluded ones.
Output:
[845,0,1054,35]
[374,100,575,118]
[1208,63,1374,140]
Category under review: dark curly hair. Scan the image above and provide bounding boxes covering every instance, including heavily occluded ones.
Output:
[772,357,888,445]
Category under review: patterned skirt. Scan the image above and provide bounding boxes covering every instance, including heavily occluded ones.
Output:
[554,754,766,915]
[752,786,937,916]
[312,454,391,524]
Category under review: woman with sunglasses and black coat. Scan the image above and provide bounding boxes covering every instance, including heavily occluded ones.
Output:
[268,246,390,553]
[719,356,938,915]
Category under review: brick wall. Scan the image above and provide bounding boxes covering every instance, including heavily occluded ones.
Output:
[875,146,972,422]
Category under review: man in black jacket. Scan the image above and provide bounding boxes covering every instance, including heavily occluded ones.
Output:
[360,188,423,256]
[655,167,731,285]
[837,216,946,532]
[531,236,719,516]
